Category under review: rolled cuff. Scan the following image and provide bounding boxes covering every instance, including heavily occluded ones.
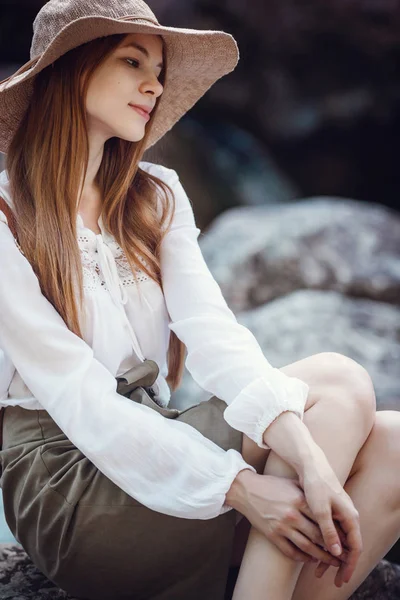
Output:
[223,373,310,449]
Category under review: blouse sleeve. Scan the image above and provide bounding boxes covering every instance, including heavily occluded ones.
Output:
[158,166,310,450]
[0,212,256,519]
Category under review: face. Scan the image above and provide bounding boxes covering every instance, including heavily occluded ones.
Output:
[85,33,164,144]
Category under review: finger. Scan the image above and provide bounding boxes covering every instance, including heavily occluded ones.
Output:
[274,537,315,563]
[288,530,342,566]
[337,546,360,587]
[335,526,352,578]
[331,549,352,587]
[315,561,331,579]
[333,531,360,585]
[334,521,349,550]
[335,558,351,589]
[315,519,350,586]
[297,516,329,550]
[335,510,363,583]
[298,514,346,566]
[300,504,319,524]
[296,519,344,568]
[316,509,342,557]
[327,522,350,561]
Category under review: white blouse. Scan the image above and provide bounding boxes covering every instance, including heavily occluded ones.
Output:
[0,161,309,520]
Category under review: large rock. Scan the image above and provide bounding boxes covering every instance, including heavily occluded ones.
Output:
[172,289,400,412]
[200,197,400,311]
[171,198,400,412]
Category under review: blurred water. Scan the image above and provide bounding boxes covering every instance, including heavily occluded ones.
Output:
[0,490,18,543]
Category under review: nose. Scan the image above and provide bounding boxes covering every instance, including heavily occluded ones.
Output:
[140,74,163,99]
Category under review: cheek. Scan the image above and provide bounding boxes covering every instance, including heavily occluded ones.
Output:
[86,69,131,115]
[86,85,128,121]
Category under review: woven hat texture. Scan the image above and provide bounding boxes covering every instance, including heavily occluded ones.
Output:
[0,0,240,153]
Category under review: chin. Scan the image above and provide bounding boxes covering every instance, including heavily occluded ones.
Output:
[116,130,146,143]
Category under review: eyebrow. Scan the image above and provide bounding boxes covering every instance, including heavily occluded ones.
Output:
[122,42,164,70]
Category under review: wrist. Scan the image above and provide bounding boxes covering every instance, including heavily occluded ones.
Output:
[295,444,325,486]
[225,468,255,512]
[262,412,321,481]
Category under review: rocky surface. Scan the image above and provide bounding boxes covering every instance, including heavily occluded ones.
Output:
[0,544,79,599]
[1,543,400,600]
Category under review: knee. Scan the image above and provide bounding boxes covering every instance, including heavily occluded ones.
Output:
[317,352,376,429]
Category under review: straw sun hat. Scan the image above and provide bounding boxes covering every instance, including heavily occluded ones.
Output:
[0,0,240,154]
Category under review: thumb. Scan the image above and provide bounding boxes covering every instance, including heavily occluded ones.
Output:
[318,511,342,557]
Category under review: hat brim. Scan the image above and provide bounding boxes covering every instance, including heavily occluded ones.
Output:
[0,15,239,153]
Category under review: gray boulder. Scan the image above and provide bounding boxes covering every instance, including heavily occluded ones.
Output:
[171,199,400,413]
[200,198,400,312]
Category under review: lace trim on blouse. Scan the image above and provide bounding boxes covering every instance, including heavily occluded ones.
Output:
[77,233,150,294]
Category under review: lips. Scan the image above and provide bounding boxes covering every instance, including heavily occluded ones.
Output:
[129,104,151,120]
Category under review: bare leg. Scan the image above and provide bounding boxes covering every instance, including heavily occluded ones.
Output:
[292,410,400,600]
[232,352,376,600]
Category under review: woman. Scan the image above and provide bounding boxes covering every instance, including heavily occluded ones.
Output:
[0,1,399,599]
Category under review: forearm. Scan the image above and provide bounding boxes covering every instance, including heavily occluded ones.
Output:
[262,411,323,484]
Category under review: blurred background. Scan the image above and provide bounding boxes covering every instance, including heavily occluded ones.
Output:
[0,0,399,568]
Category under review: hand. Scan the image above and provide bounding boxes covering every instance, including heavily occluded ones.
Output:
[314,522,350,583]
[228,470,344,567]
[300,448,363,587]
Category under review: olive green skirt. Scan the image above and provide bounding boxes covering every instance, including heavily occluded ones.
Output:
[0,367,243,600]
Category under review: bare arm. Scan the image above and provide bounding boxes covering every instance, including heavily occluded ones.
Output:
[262,411,319,483]
[263,412,362,583]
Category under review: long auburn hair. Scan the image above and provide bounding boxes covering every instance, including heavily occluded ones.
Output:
[4,33,187,391]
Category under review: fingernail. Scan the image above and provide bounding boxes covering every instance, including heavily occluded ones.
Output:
[331,544,341,556]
